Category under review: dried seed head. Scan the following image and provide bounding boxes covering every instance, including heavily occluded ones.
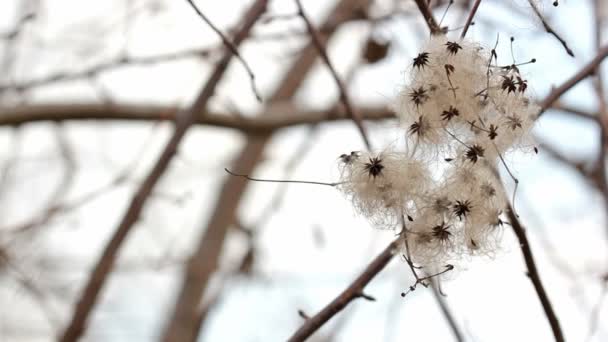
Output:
[413,52,430,69]
[453,200,472,220]
[445,41,463,55]
[364,157,384,178]
[465,145,485,163]
[409,86,429,107]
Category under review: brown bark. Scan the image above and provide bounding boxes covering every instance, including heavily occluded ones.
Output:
[58,1,269,340]
[160,1,372,341]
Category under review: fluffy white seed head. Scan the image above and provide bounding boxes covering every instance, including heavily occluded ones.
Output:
[338,35,537,276]
[397,36,538,160]
[338,150,431,228]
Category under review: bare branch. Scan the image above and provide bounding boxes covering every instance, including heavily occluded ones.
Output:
[160,1,371,341]
[0,103,394,131]
[413,0,443,35]
[225,168,341,187]
[539,45,608,115]
[460,0,481,39]
[429,279,464,342]
[294,0,372,150]
[527,0,574,57]
[184,0,262,102]
[586,275,608,341]
[550,102,597,121]
[0,47,217,92]
[507,207,565,342]
[287,240,398,342]
[59,2,268,341]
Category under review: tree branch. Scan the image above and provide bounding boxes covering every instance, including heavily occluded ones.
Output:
[287,240,398,342]
[460,0,481,39]
[429,279,464,342]
[59,2,268,341]
[184,0,262,101]
[527,0,574,57]
[0,103,394,131]
[413,0,443,35]
[507,207,565,342]
[294,0,372,150]
[160,1,371,341]
[539,45,608,115]
[0,47,218,93]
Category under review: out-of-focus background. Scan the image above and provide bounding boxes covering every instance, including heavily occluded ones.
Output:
[0,0,606,341]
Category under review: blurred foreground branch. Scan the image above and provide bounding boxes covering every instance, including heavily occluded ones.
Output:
[59,1,269,340]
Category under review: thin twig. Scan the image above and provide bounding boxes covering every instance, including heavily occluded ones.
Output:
[460,0,481,39]
[429,278,464,342]
[287,240,398,342]
[539,45,608,115]
[294,0,372,150]
[399,218,455,296]
[225,168,341,187]
[507,207,565,342]
[527,0,574,57]
[586,275,608,341]
[0,47,217,92]
[5,124,159,236]
[184,0,262,102]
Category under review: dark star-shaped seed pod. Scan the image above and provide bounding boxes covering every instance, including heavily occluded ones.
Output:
[517,76,528,93]
[444,64,455,75]
[409,116,427,136]
[452,200,472,220]
[441,106,460,121]
[445,41,463,55]
[364,156,384,178]
[433,196,452,215]
[480,182,497,197]
[339,151,360,164]
[465,144,485,163]
[409,86,429,107]
[505,115,523,130]
[432,221,452,242]
[413,52,430,69]
[488,124,499,140]
[501,75,517,94]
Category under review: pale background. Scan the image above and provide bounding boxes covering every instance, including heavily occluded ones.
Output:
[0,0,606,341]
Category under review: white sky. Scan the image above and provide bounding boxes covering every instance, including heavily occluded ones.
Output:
[0,0,606,341]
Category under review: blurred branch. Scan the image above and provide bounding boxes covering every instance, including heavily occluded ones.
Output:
[538,140,591,180]
[507,207,565,342]
[0,103,394,132]
[0,47,217,92]
[294,0,372,149]
[586,274,608,341]
[59,2,269,341]
[413,0,442,34]
[539,45,608,115]
[0,125,76,235]
[161,1,373,341]
[0,12,35,40]
[4,124,159,236]
[591,0,608,242]
[430,279,464,342]
[0,249,60,329]
[527,0,574,57]
[184,0,262,101]
[287,240,398,342]
[0,2,38,93]
[550,102,597,121]
[460,0,481,39]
